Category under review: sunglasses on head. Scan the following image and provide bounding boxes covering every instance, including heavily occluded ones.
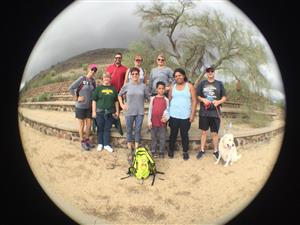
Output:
[157,58,165,62]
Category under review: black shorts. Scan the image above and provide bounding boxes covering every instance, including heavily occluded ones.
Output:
[199,116,220,133]
[75,107,92,120]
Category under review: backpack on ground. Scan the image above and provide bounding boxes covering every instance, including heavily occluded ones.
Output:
[121,146,164,185]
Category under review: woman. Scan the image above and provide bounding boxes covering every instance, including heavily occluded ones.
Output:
[168,68,197,160]
[118,67,150,150]
[68,64,97,150]
[92,73,119,153]
[148,54,173,96]
[124,55,147,84]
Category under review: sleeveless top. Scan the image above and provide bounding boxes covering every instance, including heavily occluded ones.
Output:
[169,83,191,119]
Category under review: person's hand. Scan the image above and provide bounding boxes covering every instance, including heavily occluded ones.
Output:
[212,100,220,107]
[189,114,195,123]
[202,98,211,106]
[121,104,128,110]
[113,112,119,119]
[148,122,152,129]
[92,112,96,118]
[77,96,85,102]
[161,118,167,123]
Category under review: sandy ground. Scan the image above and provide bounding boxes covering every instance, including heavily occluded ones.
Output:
[19,121,284,225]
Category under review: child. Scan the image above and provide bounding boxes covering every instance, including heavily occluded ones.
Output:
[92,73,119,153]
[147,81,170,158]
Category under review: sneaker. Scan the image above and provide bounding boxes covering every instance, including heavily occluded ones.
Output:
[213,151,219,160]
[152,152,158,158]
[183,152,189,160]
[159,152,165,159]
[104,145,113,153]
[97,144,103,151]
[81,141,90,151]
[196,150,205,159]
[85,138,95,148]
[168,151,174,158]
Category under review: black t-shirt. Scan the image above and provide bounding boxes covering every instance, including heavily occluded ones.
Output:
[196,79,226,118]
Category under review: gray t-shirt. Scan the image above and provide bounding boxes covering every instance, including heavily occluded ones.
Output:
[118,82,150,116]
[68,75,95,109]
[149,67,173,94]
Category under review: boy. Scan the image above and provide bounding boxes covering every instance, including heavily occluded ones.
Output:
[147,81,170,158]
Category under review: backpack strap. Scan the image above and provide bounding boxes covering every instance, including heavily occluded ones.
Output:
[76,76,96,97]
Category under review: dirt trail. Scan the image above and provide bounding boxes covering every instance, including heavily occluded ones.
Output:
[19,121,284,225]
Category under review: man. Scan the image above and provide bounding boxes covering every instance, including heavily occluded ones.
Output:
[196,66,226,159]
[106,52,128,135]
[106,52,128,93]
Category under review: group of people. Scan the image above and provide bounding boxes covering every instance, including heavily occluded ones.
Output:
[68,52,226,161]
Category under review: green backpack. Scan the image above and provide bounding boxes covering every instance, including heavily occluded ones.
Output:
[121,146,163,185]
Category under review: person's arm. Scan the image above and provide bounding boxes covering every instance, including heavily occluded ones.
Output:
[92,100,97,118]
[147,96,154,128]
[161,97,170,123]
[124,69,130,85]
[143,69,147,84]
[114,100,120,118]
[148,69,153,94]
[68,76,83,100]
[196,82,210,105]
[189,83,197,123]
[118,85,128,110]
[144,85,150,101]
[168,84,173,101]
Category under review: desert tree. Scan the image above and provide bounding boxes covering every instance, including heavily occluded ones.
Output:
[135,0,270,93]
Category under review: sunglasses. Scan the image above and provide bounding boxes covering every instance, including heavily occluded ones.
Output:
[131,72,139,75]
[157,58,165,62]
[91,68,97,72]
[135,59,142,62]
[115,56,122,59]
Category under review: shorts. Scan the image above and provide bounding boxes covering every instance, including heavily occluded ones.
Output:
[199,116,220,133]
[75,107,92,120]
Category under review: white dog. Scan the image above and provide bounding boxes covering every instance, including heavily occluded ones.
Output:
[215,133,241,167]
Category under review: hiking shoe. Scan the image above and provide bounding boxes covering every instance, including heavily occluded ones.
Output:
[213,151,219,160]
[159,152,165,159]
[183,152,189,160]
[196,150,205,159]
[104,145,113,153]
[81,141,90,151]
[85,138,95,148]
[97,144,103,151]
[168,151,174,158]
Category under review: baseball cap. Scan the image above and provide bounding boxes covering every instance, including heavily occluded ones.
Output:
[205,65,215,72]
[88,64,98,70]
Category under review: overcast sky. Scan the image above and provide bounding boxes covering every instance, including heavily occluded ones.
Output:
[21,0,285,100]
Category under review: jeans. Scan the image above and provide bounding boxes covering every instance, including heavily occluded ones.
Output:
[169,117,191,153]
[95,112,113,146]
[151,126,167,153]
[125,115,144,143]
